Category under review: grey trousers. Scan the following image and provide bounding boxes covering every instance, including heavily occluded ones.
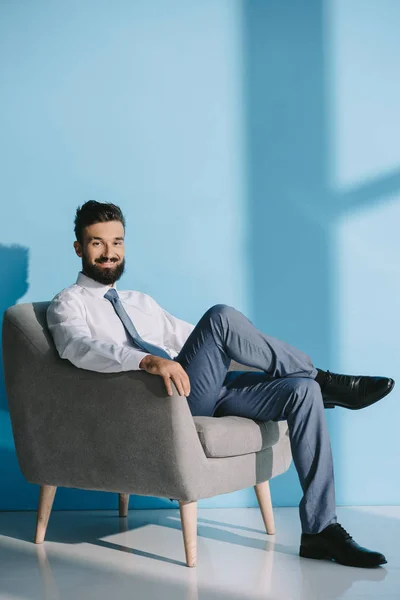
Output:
[173,304,337,534]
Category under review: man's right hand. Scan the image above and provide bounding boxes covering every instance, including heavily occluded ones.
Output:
[139,355,191,397]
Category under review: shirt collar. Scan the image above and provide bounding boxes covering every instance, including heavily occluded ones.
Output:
[76,271,118,298]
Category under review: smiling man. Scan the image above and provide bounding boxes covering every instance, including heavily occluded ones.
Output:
[47,200,394,569]
[78,227,126,284]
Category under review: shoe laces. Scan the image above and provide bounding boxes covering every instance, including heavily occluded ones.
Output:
[325,370,333,385]
[329,523,353,542]
[325,370,356,389]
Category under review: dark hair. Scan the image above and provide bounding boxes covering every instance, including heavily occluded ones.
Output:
[74,200,126,245]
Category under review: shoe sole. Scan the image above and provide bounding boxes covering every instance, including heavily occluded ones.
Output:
[323,379,395,410]
[299,545,387,568]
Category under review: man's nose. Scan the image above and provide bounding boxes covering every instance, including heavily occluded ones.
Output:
[102,248,115,257]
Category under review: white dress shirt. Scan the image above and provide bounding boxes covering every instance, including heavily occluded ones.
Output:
[47,271,195,372]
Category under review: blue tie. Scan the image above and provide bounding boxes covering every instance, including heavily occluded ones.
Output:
[104,288,171,359]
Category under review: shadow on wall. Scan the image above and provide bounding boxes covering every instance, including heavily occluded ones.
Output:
[0,244,29,507]
[0,243,29,412]
[243,0,400,505]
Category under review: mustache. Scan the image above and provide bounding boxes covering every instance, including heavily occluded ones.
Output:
[96,259,118,264]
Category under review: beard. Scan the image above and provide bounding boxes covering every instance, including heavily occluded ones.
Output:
[81,253,126,285]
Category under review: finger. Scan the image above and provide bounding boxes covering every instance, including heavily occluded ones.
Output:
[178,375,190,397]
[176,376,186,397]
[171,374,185,397]
[163,375,173,396]
[184,375,191,396]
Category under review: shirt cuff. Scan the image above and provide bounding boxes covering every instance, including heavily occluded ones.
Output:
[124,349,152,371]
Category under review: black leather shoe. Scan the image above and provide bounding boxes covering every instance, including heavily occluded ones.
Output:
[300,523,387,568]
[317,369,395,410]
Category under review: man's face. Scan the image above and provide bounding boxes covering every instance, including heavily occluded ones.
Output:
[74,220,126,285]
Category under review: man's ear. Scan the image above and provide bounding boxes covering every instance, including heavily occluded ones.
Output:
[74,241,83,258]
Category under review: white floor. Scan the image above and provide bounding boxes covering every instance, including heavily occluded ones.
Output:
[0,506,399,600]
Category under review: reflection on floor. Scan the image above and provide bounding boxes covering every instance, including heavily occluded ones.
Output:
[0,506,398,600]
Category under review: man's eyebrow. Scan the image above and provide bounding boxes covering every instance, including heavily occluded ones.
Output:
[88,236,124,241]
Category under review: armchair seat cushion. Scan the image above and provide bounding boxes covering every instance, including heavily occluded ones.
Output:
[193,416,288,458]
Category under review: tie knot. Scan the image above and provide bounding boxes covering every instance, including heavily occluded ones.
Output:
[104,288,119,302]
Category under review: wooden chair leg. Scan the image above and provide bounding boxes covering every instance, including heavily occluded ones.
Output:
[254,480,276,535]
[119,493,130,517]
[179,500,197,567]
[35,485,57,544]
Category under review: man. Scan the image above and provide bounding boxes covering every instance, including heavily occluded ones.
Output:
[47,200,394,568]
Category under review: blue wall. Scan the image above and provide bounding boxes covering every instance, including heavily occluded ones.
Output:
[0,0,399,510]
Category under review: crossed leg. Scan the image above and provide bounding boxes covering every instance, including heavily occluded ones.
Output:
[173,303,336,533]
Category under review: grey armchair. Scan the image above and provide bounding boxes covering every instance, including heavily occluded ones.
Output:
[2,302,292,567]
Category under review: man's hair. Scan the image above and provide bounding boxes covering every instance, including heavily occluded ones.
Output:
[74,200,126,245]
